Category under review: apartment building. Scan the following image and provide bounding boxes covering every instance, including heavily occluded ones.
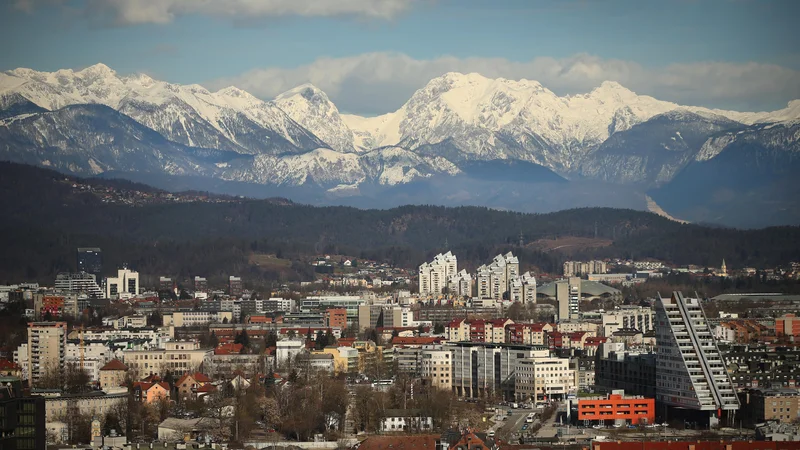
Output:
[777,314,800,338]
[505,323,553,346]
[556,277,582,321]
[163,310,233,327]
[602,307,655,336]
[447,270,473,297]
[476,252,519,301]
[446,318,513,343]
[123,341,211,376]
[563,260,608,277]
[448,342,548,399]
[509,272,537,304]
[515,356,575,401]
[421,349,452,391]
[594,342,657,398]
[27,322,67,386]
[418,252,458,296]
[742,388,800,423]
[655,292,740,416]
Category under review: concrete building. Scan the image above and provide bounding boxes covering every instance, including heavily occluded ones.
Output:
[418,251,458,296]
[105,268,139,299]
[122,341,211,376]
[594,343,657,398]
[515,356,575,401]
[602,307,655,336]
[33,293,79,319]
[229,276,243,297]
[324,308,348,329]
[448,342,548,399]
[27,322,67,386]
[509,271,537,304]
[380,409,433,432]
[741,388,800,424]
[447,270,473,297]
[556,277,581,321]
[505,323,553,346]
[99,359,128,390]
[777,314,800,339]
[276,340,304,367]
[577,390,655,426]
[54,272,103,298]
[162,310,233,327]
[421,348,452,391]
[476,252,519,301]
[655,292,739,418]
[563,260,608,277]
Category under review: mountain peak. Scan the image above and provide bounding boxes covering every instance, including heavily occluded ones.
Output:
[275,83,329,102]
[216,85,255,99]
[77,63,117,77]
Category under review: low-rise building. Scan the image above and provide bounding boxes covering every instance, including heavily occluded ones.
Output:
[123,341,211,376]
[99,359,128,390]
[577,390,655,425]
[379,409,433,432]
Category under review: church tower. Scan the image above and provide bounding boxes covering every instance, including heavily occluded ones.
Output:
[720,259,728,276]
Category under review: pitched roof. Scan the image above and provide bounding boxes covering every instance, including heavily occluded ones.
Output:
[99,359,128,371]
[0,359,21,371]
[177,372,212,385]
[134,381,170,392]
[214,342,244,355]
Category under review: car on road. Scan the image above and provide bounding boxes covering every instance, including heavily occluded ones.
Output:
[522,424,529,431]
[592,424,603,429]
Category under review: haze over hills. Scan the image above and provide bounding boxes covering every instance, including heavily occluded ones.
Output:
[1,64,799,228]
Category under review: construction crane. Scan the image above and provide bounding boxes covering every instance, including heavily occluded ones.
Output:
[79,324,85,373]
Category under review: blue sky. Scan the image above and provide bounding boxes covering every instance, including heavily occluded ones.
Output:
[2,0,799,114]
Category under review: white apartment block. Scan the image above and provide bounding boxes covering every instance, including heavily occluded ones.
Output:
[421,348,452,391]
[563,260,607,277]
[515,357,575,401]
[602,307,655,336]
[655,292,739,413]
[448,342,549,399]
[556,277,582,321]
[123,340,211,376]
[510,272,537,304]
[477,252,519,301]
[447,270,473,297]
[419,251,458,296]
[105,268,139,299]
[276,339,305,366]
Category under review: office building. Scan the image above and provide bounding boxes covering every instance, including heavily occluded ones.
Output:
[27,322,67,386]
[448,342,548,399]
[577,390,655,426]
[324,308,348,329]
[515,356,575,402]
[655,292,739,417]
[54,272,103,298]
[229,276,243,297]
[76,247,102,278]
[0,376,46,450]
[594,343,657,398]
[418,251,458,296]
[123,341,211,376]
[105,268,139,299]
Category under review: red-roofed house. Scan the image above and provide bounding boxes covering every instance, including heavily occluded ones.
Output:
[133,381,170,403]
[214,342,244,355]
[0,359,22,378]
[176,372,212,401]
[194,383,218,402]
[505,322,553,346]
[446,318,469,342]
[489,318,514,343]
[99,359,128,389]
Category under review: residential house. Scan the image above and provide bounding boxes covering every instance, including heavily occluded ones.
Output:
[98,359,128,390]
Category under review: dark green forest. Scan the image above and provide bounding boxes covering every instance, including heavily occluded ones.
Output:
[1,162,798,287]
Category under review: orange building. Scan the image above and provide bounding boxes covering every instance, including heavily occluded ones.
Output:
[776,314,800,338]
[577,392,655,425]
[324,308,347,329]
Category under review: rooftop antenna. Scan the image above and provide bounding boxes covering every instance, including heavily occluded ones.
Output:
[444,237,449,249]
[518,231,524,247]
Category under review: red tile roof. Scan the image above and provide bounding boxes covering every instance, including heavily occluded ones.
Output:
[99,359,128,371]
[214,343,244,355]
[0,359,21,371]
[391,336,442,346]
[177,372,212,386]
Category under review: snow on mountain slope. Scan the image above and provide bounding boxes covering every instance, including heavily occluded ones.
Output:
[0,64,325,155]
[359,146,460,185]
[220,148,365,187]
[273,84,357,153]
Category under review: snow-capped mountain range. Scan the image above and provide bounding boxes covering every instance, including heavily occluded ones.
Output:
[1,63,798,197]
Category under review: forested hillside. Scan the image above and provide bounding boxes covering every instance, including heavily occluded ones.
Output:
[1,162,798,287]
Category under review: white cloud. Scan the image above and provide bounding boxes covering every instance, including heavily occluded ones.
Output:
[206,52,800,115]
[15,0,415,24]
